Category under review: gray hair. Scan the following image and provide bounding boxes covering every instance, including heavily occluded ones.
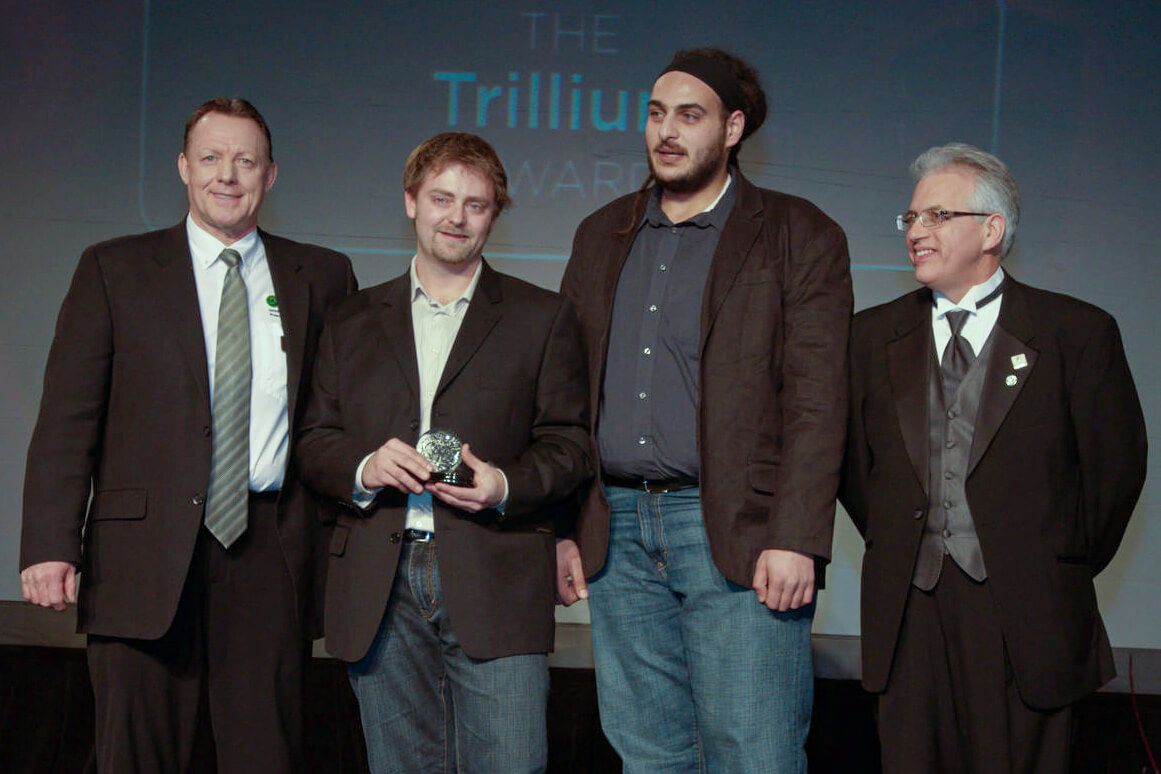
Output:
[911,142,1020,257]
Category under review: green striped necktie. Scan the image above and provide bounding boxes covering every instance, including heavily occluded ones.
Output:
[204,248,251,548]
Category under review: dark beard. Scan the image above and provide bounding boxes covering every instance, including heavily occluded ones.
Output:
[647,140,726,195]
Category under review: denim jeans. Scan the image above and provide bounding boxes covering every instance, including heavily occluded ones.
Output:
[589,486,814,774]
[348,540,549,774]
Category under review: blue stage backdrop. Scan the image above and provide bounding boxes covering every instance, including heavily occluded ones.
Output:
[1,0,1157,648]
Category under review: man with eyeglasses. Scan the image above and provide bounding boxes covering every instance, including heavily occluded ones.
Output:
[841,142,1146,773]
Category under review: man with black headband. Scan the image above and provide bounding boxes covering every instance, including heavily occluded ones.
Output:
[557,48,852,772]
[842,143,1145,772]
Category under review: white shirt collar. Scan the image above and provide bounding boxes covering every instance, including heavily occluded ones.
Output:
[933,266,1005,316]
[186,215,261,269]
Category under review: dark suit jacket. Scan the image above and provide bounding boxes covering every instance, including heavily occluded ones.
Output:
[296,261,591,662]
[561,171,853,587]
[841,276,1147,709]
[21,222,356,641]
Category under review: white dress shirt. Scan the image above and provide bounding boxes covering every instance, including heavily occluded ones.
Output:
[187,216,288,492]
[931,267,1005,360]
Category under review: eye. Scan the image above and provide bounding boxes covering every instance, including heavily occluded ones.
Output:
[681,111,699,122]
[202,154,216,163]
[648,108,664,120]
[237,157,254,168]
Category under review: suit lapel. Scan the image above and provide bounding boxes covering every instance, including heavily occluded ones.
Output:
[701,176,763,350]
[968,280,1039,474]
[375,275,421,402]
[262,231,310,427]
[152,224,211,410]
[886,292,933,492]
[436,262,502,397]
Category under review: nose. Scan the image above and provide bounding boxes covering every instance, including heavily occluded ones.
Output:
[906,218,928,243]
[217,161,237,184]
[448,203,466,225]
[658,113,678,141]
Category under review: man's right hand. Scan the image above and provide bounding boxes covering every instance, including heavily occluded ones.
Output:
[555,539,588,606]
[21,561,77,611]
[361,438,434,494]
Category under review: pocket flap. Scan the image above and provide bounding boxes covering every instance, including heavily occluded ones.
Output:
[747,461,780,494]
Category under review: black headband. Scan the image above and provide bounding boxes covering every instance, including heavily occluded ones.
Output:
[660,55,747,117]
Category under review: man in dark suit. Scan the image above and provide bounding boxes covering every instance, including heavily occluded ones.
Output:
[841,142,1147,773]
[20,98,356,773]
[556,48,852,772]
[296,132,590,774]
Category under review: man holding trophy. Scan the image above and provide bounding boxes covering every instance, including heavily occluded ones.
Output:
[296,132,591,774]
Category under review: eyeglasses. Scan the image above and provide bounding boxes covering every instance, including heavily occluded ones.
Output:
[896,208,991,232]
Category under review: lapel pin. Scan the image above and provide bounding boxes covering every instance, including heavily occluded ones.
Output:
[1010,353,1028,370]
[1005,374,1018,386]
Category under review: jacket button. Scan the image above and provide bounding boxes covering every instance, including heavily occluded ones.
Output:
[390,532,402,543]
[409,420,419,431]
[912,509,924,520]
[192,494,205,506]
[203,426,212,438]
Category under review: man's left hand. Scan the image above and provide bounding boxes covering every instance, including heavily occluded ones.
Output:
[427,444,506,512]
[751,549,815,612]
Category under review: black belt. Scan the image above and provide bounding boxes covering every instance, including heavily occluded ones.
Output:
[602,475,699,494]
[402,528,434,543]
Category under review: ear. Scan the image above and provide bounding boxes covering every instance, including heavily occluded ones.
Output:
[724,109,745,149]
[177,152,190,185]
[264,161,278,192]
[983,213,1006,253]
[404,189,417,219]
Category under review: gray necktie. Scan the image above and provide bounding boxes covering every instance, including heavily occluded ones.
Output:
[941,309,974,394]
[204,248,251,548]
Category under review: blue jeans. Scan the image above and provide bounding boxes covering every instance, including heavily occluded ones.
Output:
[348,540,549,774]
[589,486,814,774]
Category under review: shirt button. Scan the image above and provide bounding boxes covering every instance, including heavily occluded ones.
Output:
[659,264,668,272]
[643,347,652,356]
[638,392,647,399]
[946,440,955,449]
[649,304,658,313]
[942,500,953,510]
[942,529,952,538]
[670,227,678,235]
[944,471,954,480]
[637,437,648,446]
[947,409,957,419]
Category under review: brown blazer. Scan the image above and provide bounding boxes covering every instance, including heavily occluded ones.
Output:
[296,262,591,662]
[561,172,853,587]
[841,276,1147,709]
[20,223,356,640]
